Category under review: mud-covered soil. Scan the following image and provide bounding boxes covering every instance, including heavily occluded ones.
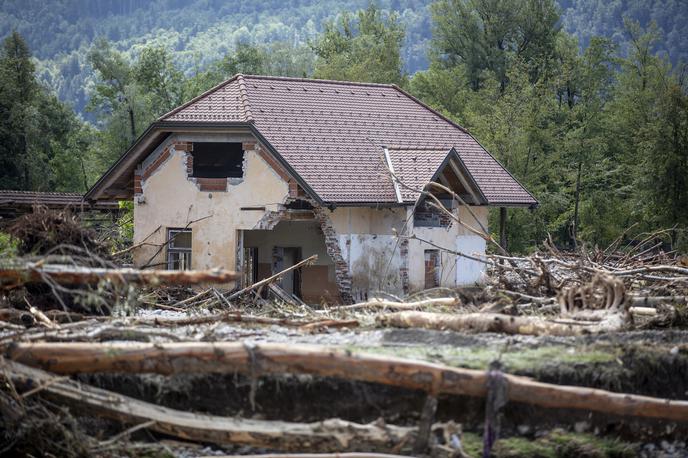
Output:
[72,323,688,457]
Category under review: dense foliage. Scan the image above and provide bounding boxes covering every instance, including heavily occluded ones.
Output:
[2,1,686,117]
[0,1,686,252]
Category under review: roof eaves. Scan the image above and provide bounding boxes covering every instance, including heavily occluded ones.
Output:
[85,121,253,200]
[448,147,489,205]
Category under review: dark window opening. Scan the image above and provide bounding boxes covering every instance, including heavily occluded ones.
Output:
[191,142,244,178]
[285,199,314,210]
[414,197,454,227]
[167,228,192,270]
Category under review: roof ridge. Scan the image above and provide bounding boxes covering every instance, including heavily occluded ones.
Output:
[242,74,396,89]
[236,74,254,122]
[157,74,242,121]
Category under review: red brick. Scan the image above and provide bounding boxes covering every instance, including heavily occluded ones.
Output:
[197,178,227,192]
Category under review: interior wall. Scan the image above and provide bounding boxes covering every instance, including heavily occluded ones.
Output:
[407,206,489,291]
[243,220,339,303]
[328,207,407,299]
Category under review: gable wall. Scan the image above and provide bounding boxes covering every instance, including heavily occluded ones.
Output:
[132,133,290,275]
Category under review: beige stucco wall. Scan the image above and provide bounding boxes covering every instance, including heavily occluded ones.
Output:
[325,205,489,297]
[132,133,289,273]
[407,206,489,291]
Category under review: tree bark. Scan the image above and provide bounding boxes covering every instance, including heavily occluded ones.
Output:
[6,341,688,422]
[0,264,239,287]
[499,207,507,252]
[572,159,583,247]
[377,310,625,337]
[6,360,417,452]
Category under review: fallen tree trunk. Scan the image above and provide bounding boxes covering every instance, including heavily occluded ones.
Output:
[5,360,416,452]
[6,342,688,422]
[377,311,625,337]
[130,312,358,329]
[328,297,459,312]
[0,264,239,287]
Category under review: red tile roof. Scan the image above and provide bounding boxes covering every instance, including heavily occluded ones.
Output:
[161,74,536,206]
[0,190,120,210]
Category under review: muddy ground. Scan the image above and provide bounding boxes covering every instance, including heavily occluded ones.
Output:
[70,318,688,457]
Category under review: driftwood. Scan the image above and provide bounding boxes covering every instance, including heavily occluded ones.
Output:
[329,297,459,312]
[7,341,688,422]
[131,311,359,330]
[229,254,318,300]
[6,360,417,452]
[377,311,626,337]
[0,263,239,287]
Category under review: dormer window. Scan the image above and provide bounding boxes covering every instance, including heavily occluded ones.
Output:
[190,142,244,178]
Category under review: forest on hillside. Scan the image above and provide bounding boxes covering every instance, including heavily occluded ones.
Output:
[0,0,686,253]
[1,0,686,116]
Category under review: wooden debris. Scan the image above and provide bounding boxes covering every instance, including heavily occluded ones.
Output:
[377,310,626,337]
[131,311,359,330]
[228,254,317,300]
[7,341,688,422]
[329,297,459,312]
[6,359,418,452]
[0,263,239,287]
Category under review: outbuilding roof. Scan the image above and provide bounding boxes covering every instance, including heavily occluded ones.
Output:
[88,74,536,207]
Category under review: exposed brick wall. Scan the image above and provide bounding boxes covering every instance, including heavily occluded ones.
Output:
[312,206,353,304]
[185,153,193,176]
[142,146,171,180]
[196,177,227,192]
[134,172,142,195]
[399,238,409,294]
[174,141,193,152]
[288,180,299,198]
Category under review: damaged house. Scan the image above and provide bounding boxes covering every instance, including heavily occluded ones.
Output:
[85,75,536,303]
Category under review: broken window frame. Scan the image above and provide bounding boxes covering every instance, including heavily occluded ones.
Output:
[414,197,454,228]
[190,142,245,179]
[167,228,192,270]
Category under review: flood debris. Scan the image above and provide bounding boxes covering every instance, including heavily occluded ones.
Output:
[0,208,686,457]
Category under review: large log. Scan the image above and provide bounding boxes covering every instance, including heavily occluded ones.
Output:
[0,264,239,287]
[6,360,416,452]
[6,342,688,422]
[377,311,625,337]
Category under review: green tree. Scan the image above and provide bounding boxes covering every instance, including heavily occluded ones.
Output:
[431,0,561,90]
[87,38,141,145]
[311,4,406,85]
[0,31,37,189]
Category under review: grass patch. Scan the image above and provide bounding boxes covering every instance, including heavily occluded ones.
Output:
[460,430,637,458]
